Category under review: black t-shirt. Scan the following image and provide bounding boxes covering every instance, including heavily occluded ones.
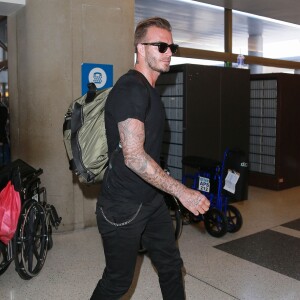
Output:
[101,70,165,203]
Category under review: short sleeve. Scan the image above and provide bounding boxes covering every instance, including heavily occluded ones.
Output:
[108,73,149,124]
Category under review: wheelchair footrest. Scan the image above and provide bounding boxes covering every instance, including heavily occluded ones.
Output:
[49,205,62,229]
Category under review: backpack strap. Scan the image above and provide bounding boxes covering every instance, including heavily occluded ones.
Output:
[85,82,97,103]
[70,102,95,182]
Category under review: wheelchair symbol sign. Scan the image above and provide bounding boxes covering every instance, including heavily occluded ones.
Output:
[89,68,107,88]
[82,63,113,95]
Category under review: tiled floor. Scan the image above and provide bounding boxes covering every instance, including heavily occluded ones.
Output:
[0,186,299,300]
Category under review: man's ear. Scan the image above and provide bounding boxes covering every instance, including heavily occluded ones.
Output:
[137,43,145,57]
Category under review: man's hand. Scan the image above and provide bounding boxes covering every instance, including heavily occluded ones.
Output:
[179,188,210,216]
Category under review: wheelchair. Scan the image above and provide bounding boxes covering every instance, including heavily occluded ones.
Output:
[182,149,245,238]
[0,159,61,279]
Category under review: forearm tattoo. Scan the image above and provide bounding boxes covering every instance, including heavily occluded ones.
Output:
[118,119,201,206]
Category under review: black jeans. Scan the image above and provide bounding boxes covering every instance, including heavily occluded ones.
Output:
[91,193,185,300]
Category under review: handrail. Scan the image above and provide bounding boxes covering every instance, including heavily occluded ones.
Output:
[0,40,7,52]
[175,47,300,70]
[0,60,8,71]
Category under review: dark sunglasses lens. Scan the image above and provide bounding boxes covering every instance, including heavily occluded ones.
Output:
[158,43,169,53]
[170,44,178,54]
[158,43,178,54]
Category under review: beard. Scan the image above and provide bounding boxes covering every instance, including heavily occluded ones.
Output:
[146,55,170,73]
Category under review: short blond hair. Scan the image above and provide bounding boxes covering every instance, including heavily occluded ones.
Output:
[134,17,172,51]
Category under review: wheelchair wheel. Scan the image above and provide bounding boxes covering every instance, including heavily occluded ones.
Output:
[226,204,243,233]
[0,242,11,275]
[45,205,53,251]
[47,224,53,250]
[139,194,183,254]
[14,200,49,280]
[204,208,227,238]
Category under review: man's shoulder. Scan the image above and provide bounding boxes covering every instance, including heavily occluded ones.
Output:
[111,71,148,96]
[115,69,147,86]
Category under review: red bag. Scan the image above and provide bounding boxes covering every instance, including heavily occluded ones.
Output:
[0,180,21,245]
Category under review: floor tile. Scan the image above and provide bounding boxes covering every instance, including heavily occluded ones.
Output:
[214,229,300,281]
[281,218,300,231]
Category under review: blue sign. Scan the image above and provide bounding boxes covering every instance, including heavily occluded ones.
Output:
[81,63,113,95]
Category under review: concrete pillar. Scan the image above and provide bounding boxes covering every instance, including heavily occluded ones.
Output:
[248,34,263,74]
[7,0,135,231]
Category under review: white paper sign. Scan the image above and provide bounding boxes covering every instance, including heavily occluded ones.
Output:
[224,169,240,194]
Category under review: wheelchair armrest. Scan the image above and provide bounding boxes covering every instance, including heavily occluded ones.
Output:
[182,156,220,171]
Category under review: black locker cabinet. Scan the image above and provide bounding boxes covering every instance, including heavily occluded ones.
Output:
[156,64,250,186]
[249,73,300,190]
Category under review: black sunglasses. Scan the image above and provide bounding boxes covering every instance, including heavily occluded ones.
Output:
[141,42,179,54]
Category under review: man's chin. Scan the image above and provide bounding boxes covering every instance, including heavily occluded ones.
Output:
[151,63,170,74]
[161,65,170,73]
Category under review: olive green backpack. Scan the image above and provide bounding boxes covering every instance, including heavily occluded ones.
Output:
[63,83,112,184]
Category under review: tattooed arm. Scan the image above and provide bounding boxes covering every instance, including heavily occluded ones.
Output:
[118,118,210,215]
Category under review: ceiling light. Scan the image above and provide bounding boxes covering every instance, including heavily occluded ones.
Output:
[177,0,223,11]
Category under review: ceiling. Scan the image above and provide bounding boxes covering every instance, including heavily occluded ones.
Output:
[198,0,300,25]
[135,0,300,61]
[1,0,300,62]
[0,0,24,16]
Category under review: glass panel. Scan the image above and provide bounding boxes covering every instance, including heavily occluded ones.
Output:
[135,1,300,73]
[232,10,300,61]
[135,0,225,52]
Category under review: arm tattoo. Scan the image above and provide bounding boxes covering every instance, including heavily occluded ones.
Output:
[118,118,186,198]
